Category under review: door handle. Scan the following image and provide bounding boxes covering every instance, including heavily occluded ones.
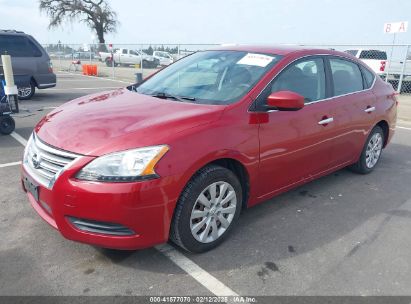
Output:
[364,106,376,113]
[318,117,334,125]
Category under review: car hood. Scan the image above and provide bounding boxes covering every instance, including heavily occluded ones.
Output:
[35,88,224,156]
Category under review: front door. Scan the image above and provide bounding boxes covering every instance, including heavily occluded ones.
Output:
[255,56,338,198]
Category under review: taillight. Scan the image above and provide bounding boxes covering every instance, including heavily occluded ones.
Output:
[48,60,53,73]
[380,61,386,72]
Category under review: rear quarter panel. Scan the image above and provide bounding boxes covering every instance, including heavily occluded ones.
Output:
[372,78,397,145]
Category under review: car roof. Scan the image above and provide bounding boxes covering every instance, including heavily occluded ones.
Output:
[210,45,344,56]
[0,29,26,36]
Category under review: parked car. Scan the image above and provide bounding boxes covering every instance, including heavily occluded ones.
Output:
[153,51,174,66]
[0,30,56,100]
[22,46,397,252]
[345,49,387,77]
[99,48,159,68]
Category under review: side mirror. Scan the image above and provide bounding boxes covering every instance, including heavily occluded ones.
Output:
[266,91,305,111]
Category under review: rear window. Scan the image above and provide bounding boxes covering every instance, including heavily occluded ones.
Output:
[359,50,387,60]
[0,35,43,57]
[360,66,375,89]
[330,58,364,96]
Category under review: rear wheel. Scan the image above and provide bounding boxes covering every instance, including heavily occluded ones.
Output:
[349,125,384,174]
[18,81,35,100]
[170,165,242,253]
[0,116,15,135]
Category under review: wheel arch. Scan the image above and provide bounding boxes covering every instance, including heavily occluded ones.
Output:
[207,158,250,210]
[30,76,38,88]
[179,155,251,210]
[376,120,389,147]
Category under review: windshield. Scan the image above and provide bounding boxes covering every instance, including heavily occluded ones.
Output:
[131,50,282,105]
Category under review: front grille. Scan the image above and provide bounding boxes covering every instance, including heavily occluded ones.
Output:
[68,217,135,236]
[23,133,81,189]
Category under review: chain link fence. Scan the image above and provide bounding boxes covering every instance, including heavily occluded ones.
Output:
[297,44,411,94]
[42,43,219,82]
[42,43,411,94]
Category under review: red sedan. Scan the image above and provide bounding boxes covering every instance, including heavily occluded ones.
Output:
[22,46,397,252]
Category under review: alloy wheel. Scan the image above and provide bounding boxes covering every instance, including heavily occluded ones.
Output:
[365,132,383,168]
[190,181,237,243]
[18,87,32,99]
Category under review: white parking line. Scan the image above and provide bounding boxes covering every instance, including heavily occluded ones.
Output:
[0,161,21,168]
[156,244,238,296]
[10,132,28,147]
[8,130,239,297]
[47,87,121,91]
[397,126,411,131]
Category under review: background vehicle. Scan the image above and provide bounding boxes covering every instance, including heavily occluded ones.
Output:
[385,51,411,79]
[153,51,174,66]
[99,48,159,68]
[0,30,56,100]
[345,49,387,77]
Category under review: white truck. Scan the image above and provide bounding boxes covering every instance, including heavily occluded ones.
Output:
[345,49,387,76]
[99,48,159,68]
[345,49,411,80]
[153,51,174,66]
[385,54,411,80]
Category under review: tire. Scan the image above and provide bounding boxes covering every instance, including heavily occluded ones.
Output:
[18,81,35,100]
[170,165,242,253]
[0,116,15,135]
[105,58,112,67]
[142,60,149,68]
[349,125,384,174]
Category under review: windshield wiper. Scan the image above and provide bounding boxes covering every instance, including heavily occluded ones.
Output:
[151,92,196,102]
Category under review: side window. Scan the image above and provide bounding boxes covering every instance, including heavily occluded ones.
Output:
[0,35,37,57]
[330,58,363,96]
[271,58,326,103]
[27,39,42,57]
[360,66,375,89]
[122,49,128,54]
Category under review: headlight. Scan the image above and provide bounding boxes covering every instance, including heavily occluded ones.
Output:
[76,145,169,182]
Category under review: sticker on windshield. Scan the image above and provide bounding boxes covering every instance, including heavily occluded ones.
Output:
[236,53,274,67]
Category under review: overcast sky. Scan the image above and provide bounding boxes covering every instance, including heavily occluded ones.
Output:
[0,0,410,46]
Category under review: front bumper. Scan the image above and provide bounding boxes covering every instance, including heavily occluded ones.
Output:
[21,160,181,250]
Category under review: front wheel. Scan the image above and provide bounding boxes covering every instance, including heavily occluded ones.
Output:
[170,165,242,253]
[18,82,35,100]
[349,125,384,174]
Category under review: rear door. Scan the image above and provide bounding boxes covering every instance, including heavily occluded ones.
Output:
[255,56,340,198]
[119,49,129,64]
[326,57,377,165]
[129,50,141,64]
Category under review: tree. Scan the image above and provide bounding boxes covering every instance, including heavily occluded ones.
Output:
[39,0,118,46]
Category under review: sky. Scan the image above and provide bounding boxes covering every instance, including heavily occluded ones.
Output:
[0,0,411,46]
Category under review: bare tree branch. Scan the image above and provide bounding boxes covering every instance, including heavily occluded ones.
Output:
[39,0,118,44]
